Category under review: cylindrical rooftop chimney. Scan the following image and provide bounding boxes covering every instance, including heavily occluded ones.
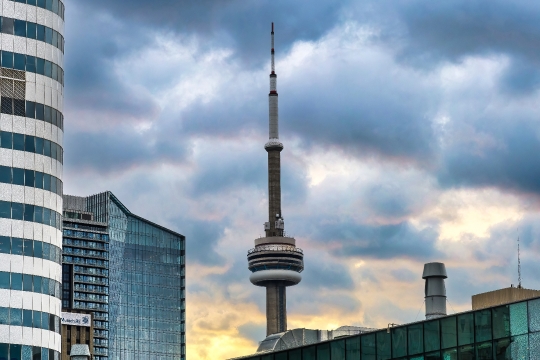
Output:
[423,262,447,320]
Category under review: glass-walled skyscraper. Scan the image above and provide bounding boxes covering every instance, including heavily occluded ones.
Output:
[0,0,65,358]
[63,192,186,360]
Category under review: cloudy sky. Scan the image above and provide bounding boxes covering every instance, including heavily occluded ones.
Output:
[62,1,540,358]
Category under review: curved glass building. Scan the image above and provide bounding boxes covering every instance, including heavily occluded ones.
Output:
[0,0,65,358]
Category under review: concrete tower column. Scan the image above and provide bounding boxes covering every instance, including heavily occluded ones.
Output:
[266,282,287,335]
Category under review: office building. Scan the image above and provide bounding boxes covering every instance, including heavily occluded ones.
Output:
[60,311,93,360]
[247,22,304,338]
[62,192,185,360]
[0,0,65,357]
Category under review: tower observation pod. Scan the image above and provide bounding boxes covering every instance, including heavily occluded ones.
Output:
[247,23,304,337]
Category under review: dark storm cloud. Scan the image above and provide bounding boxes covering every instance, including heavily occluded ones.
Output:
[65,3,157,119]
[311,218,441,260]
[282,58,439,163]
[367,0,540,95]
[437,121,540,195]
[64,127,189,173]
[189,143,308,205]
[72,0,347,68]
[182,219,227,266]
[301,258,355,290]
[190,151,267,197]
[390,268,417,283]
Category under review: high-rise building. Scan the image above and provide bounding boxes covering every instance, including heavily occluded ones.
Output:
[62,192,186,360]
[62,195,109,360]
[0,0,65,358]
[247,23,304,337]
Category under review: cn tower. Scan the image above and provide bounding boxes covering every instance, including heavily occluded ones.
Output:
[247,23,304,336]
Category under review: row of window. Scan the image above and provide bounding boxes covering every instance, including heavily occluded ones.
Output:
[0,98,65,131]
[0,236,61,263]
[0,130,63,163]
[0,271,60,297]
[63,246,108,259]
[0,50,64,85]
[63,231,109,242]
[73,301,108,311]
[0,200,62,229]
[0,306,60,333]
[73,283,108,294]
[94,329,109,337]
[0,344,59,360]
[73,265,108,276]
[63,222,107,233]
[118,294,183,309]
[64,237,109,250]
[74,292,108,302]
[0,16,64,52]
[63,255,108,267]
[0,166,63,195]
[74,274,108,285]
[93,320,109,329]
[11,0,65,20]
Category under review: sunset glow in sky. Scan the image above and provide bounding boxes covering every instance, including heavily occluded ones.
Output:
[63,1,540,359]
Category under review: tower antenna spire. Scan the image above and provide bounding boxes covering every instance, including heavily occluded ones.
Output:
[518,231,522,288]
[271,22,275,74]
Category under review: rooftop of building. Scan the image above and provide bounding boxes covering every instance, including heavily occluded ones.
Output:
[63,191,185,239]
[230,294,540,360]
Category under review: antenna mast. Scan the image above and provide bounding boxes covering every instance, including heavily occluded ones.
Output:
[518,235,522,288]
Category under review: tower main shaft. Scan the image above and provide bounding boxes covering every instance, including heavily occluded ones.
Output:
[247,23,304,337]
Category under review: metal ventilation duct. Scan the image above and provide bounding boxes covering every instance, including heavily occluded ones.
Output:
[423,262,447,320]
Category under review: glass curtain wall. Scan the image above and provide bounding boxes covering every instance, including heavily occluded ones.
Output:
[235,297,540,360]
[87,192,186,360]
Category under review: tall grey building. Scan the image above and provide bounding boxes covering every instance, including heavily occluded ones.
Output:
[247,23,304,336]
[62,192,186,360]
[0,0,65,358]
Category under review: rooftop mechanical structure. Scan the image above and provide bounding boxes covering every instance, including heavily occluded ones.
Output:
[247,23,304,337]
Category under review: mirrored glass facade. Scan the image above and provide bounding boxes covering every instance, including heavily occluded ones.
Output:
[233,297,540,360]
[85,192,186,360]
[0,0,64,357]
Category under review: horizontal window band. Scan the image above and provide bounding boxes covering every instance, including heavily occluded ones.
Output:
[0,306,60,333]
[0,200,62,230]
[62,255,108,268]
[0,343,59,359]
[0,16,64,53]
[0,270,60,297]
[17,99,64,130]
[0,236,61,264]
[0,50,64,85]
[0,130,63,164]
[11,0,65,20]
[0,165,62,195]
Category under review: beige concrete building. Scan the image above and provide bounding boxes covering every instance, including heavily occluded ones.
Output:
[61,310,94,360]
[472,286,540,310]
